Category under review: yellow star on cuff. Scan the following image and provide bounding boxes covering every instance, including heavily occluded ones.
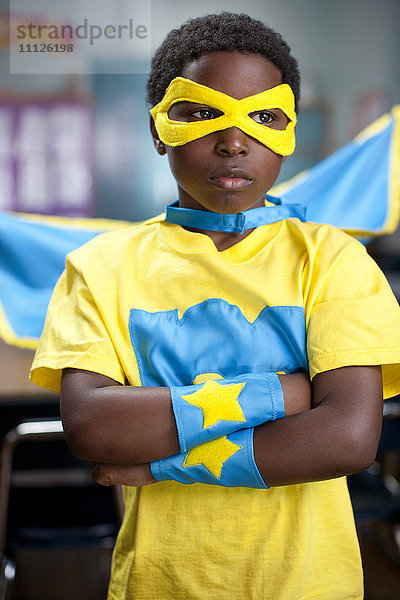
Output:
[181,379,246,429]
[182,436,242,479]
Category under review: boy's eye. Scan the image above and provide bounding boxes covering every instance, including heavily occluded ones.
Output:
[249,111,275,125]
[248,109,289,129]
[168,102,222,122]
[189,108,219,120]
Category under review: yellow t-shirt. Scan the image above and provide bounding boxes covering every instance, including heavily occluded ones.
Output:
[31,214,400,600]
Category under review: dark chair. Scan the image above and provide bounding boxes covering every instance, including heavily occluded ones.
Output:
[0,419,123,600]
[0,553,15,600]
[348,398,400,574]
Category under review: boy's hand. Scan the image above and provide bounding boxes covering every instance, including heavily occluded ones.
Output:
[92,462,157,487]
[277,372,312,416]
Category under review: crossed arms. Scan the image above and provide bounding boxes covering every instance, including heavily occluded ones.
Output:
[60,365,383,488]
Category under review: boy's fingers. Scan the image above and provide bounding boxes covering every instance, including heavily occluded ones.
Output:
[92,462,156,487]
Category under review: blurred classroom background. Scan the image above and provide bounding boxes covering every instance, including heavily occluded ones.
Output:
[1,1,400,599]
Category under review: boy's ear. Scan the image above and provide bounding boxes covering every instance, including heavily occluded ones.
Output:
[149,115,166,156]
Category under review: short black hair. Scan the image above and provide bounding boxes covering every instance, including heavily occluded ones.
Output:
[146,12,300,112]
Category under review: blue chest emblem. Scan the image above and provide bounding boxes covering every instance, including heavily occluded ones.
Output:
[129,299,308,386]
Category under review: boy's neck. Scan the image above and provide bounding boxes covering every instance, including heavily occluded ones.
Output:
[182,226,255,251]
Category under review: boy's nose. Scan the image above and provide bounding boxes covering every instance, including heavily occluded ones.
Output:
[214,126,249,157]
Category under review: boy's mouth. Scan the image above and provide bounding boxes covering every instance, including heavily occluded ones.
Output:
[208,168,253,190]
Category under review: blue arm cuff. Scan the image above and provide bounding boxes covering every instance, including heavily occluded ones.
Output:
[150,428,268,489]
[171,372,284,453]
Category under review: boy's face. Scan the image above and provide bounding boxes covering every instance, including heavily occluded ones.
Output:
[151,51,287,214]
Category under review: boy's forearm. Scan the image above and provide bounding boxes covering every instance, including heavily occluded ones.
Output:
[60,369,311,465]
[254,366,383,487]
[61,369,180,464]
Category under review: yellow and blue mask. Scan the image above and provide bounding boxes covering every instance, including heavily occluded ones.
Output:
[150,77,297,155]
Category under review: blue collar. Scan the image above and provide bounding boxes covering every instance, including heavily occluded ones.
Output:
[165,196,306,234]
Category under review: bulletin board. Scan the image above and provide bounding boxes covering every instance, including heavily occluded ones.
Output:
[0,96,94,216]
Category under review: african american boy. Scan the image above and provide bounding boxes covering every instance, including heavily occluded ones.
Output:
[31,13,400,600]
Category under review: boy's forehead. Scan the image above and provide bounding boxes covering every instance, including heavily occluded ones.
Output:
[180,51,282,100]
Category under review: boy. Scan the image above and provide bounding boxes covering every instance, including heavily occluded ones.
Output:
[31,13,400,600]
